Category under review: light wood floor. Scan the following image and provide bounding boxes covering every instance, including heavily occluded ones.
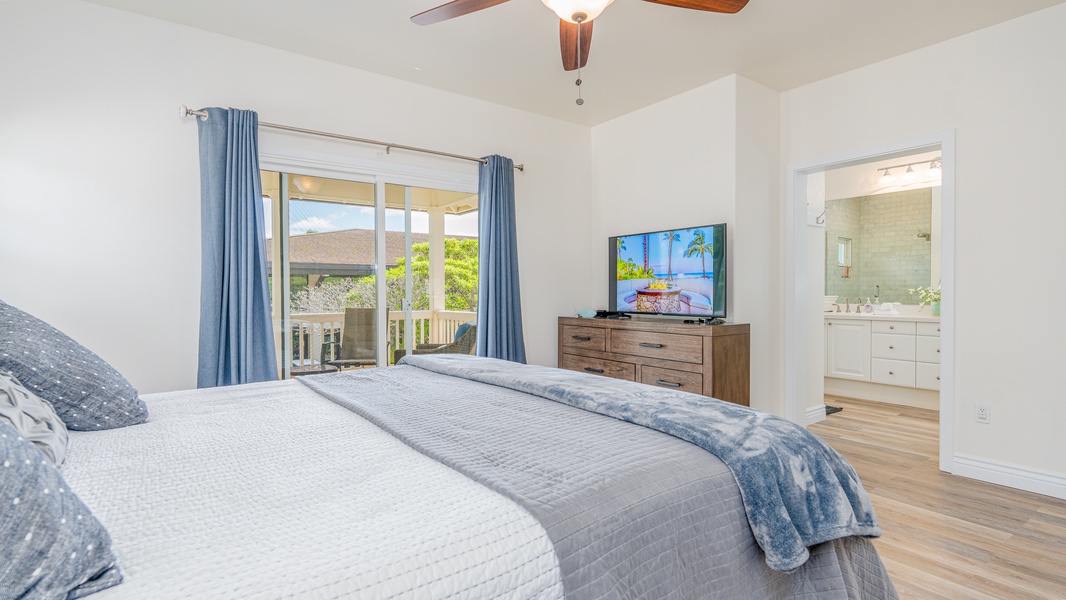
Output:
[809,396,1066,600]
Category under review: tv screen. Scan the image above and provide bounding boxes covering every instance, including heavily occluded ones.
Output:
[609,224,726,318]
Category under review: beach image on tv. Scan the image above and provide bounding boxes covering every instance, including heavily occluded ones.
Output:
[614,226,725,316]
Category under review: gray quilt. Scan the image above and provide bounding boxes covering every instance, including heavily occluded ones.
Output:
[300,359,897,600]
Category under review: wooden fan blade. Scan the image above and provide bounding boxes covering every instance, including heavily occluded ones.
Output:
[641,0,749,14]
[412,0,512,25]
[560,19,594,71]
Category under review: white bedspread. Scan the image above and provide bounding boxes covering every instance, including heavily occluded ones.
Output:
[60,379,563,599]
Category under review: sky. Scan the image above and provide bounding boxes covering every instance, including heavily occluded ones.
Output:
[617,227,717,277]
[262,198,479,238]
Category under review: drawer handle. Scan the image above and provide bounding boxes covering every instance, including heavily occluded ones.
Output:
[936,348,940,353]
[656,380,682,388]
[639,342,664,349]
[888,371,895,375]
[889,325,895,330]
[889,345,895,349]
[937,376,941,381]
[571,335,591,342]
[584,367,604,374]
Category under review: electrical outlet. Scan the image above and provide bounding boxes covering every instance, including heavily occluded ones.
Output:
[975,404,991,424]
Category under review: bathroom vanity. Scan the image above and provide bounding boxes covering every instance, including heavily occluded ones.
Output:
[825,312,941,393]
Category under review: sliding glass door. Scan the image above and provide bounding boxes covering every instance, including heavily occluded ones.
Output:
[260,170,478,378]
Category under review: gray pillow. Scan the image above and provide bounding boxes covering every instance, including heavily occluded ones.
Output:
[0,370,68,466]
[0,300,148,431]
[0,421,123,598]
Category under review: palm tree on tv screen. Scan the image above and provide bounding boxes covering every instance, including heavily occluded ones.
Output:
[663,230,680,283]
[683,230,713,278]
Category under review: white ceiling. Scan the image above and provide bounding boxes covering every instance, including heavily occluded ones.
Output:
[85,0,1065,126]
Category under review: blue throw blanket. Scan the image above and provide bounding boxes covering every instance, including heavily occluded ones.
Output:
[399,354,881,572]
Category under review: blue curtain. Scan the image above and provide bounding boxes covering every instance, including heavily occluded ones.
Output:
[196,107,278,387]
[476,155,526,363]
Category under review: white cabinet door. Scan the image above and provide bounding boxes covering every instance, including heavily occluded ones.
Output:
[827,319,871,381]
[916,336,941,364]
[916,362,941,390]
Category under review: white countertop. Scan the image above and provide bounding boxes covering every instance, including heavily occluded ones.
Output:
[823,306,940,323]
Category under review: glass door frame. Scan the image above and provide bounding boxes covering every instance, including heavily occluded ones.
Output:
[260,149,478,377]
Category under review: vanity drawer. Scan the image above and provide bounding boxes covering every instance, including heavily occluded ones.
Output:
[640,366,703,394]
[871,333,916,361]
[561,325,606,352]
[916,322,942,337]
[872,321,916,335]
[915,336,941,364]
[916,362,941,391]
[871,358,916,387]
[611,330,703,364]
[560,353,635,381]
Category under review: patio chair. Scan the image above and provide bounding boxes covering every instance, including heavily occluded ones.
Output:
[322,307,388,369]
[394,322,476,364]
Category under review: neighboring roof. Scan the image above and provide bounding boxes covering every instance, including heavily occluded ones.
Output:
[265,228,473,276]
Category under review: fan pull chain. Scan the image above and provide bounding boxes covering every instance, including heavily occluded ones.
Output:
[575,16,585,106]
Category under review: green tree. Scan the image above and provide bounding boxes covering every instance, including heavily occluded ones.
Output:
[343,238,479,312]
[683,230,713,278]
[663,230,680,283]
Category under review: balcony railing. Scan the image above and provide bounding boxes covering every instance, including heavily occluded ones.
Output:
[288,310,476,368]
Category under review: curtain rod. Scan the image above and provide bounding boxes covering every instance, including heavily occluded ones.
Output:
[180,105,524,172]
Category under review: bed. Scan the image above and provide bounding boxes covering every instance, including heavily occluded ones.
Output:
[52,354,897,599]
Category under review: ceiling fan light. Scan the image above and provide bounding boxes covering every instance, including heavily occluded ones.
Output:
[541,0,614,23]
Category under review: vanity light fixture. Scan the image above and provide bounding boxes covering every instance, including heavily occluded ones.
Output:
[927,159,942,179]
[876,156,942,186]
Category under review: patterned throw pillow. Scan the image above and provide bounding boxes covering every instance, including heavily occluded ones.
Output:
[0,421,124,598]
[0,300,148,431]
[0,370,69,466]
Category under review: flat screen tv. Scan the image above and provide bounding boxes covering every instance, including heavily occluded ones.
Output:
[609,224,726,318]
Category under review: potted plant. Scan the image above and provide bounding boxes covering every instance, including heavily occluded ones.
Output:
[908,284,941,316]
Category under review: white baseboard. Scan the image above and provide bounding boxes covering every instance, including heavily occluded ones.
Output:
[952,454,1066,501]
[806,404,826,426]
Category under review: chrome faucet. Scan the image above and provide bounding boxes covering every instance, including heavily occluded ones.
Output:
[832,303,841,313]
[844,297,850,313]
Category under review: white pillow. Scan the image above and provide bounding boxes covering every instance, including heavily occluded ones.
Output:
[0,370,68,466]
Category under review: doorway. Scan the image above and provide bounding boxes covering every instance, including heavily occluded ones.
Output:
[784,131,956,472]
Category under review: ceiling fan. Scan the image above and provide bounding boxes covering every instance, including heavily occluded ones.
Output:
[412,0,749,104]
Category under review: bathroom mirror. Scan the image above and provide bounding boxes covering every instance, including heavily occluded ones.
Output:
[824,187,941,303]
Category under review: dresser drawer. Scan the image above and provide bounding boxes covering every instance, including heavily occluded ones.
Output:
[872,321,916,335]
[611,330,703,364]
[871,358,916,387]
[915,335,941,364]
[916,322,941,337]
[561,325,606,352]
[871,333,915,361]
[916,362,941,391]
[640,366,703,394]
[560,354,635,381]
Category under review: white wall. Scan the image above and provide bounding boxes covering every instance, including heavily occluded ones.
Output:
[782,4,1066,479]
[0,0,595,393]
[591,74,783,413]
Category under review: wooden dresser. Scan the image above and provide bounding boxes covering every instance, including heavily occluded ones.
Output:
[557,317,750,406]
